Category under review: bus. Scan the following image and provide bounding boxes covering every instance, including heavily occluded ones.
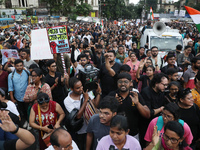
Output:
[0,18,15,29]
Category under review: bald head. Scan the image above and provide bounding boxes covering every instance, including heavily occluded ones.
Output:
[50,127,73,150]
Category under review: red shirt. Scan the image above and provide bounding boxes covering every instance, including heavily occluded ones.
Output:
[32,100,57,127]
[0,71,8,90]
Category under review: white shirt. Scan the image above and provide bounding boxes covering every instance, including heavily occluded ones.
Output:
[6,101,20,116]
[125,40,132,50]
[64,91,94,134]
[183,38,192,46]
[45,140,79,150]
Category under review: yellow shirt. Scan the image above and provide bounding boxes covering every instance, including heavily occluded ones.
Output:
[191,87,200,109]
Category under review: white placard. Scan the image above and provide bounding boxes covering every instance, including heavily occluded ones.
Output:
[31,28,53,60]
[174,10,178,16]
[179,10,186,17]
[1,49,19,65]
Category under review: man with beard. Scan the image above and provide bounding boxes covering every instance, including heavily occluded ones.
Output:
[99,50,121,98]
[108,73,150,139]
[150,46,164,69]
[166,68,179,83]
[141,73,168,118]
[8,59,29,127]
[140,73,168,147]
[86,96,118,150]
[64,77,101,150]
[161,52,180,74]
[183,57,200,89]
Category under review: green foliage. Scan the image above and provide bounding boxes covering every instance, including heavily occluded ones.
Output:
[74,3,92,16]
[101,0,126,19]
[146,0,157,10]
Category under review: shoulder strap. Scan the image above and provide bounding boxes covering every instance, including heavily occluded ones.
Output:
[11,69,15,80]
[37,83,44,95]
[156,116,164,131]
[80,97,84,107]
[38,104,43,137]
[24,69,30,76]
[178,119,184,126]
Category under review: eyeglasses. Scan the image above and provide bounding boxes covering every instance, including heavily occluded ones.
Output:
[117,80,129,85]
[161,112,173,120]
[37,97,49,104]
[160,83,168,87]
[163,133,180,144]
[152,50,158,52]
[169,88,179,91]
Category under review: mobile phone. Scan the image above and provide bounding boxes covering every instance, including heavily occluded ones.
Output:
[47,124,54,129]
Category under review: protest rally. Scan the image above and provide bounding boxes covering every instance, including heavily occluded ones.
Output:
[0,0,200,150]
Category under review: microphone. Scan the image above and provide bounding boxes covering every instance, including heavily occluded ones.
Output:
[109,145,115,150]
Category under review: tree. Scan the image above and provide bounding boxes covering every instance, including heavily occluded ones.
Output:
[100,0,125,19]
[146,0,157,11]
[74,3,92,16]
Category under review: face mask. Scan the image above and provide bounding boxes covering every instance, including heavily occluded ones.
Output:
[176,51,180,54]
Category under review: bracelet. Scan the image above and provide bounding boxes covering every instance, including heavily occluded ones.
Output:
[10,124,19,134]
[54,83,57,87]
[155,64,158,66]
[39,126,41,130]
[96,92,101,96]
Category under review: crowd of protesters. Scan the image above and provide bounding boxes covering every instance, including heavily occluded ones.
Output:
[0,19,200,150]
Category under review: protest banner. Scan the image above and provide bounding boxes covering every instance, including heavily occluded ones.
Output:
[1,49,19,65]
[47,25,70,76]
[31,28,53,60]
[46,25,70,54]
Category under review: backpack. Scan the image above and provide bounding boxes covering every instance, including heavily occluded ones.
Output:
[156,116,184,131]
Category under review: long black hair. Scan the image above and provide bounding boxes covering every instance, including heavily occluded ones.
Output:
[31,68,45,84]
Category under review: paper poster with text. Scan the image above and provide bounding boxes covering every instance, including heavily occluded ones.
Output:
[47,25,71,54]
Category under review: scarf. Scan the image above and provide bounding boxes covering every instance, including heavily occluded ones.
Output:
[116,52,126,63]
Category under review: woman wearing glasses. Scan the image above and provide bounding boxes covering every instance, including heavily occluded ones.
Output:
[144,103,193,146]
[145,121,192,150]
[29,92,65,150]
[178,88,200,149]
[24,68,53,103]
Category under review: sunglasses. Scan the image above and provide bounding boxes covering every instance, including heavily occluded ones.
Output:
[37,97,49,104]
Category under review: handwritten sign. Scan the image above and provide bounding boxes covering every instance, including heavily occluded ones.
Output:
[47,25,71,54]
[31,29,53,60]
[1,49,19,65]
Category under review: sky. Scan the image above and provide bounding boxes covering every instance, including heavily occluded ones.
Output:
[129,0,140,4]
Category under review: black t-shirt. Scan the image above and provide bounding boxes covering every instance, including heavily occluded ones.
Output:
[45,72,67,103]
[138,75,150,91]
[179,104,200,143]
[160,65,180,75]
[99,62,121,97]
[4,139,17,150]
[136,53,146,61]
[141,87,167,118]
[108,90,146,136]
